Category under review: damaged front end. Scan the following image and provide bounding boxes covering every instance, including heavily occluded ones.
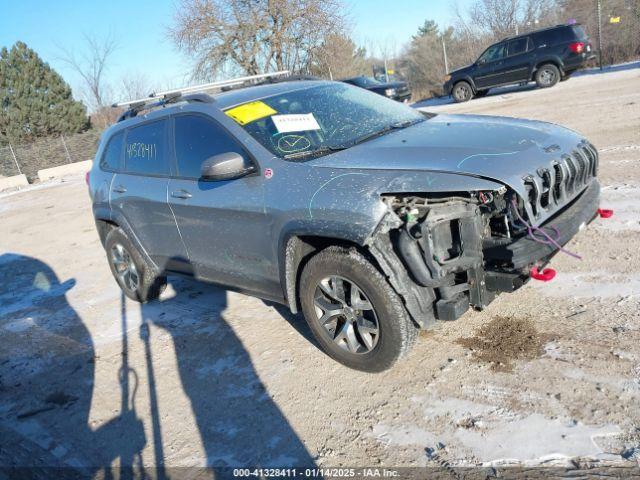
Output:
[368,177,600,328]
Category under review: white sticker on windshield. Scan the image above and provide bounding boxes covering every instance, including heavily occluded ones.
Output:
[272,113,321,133]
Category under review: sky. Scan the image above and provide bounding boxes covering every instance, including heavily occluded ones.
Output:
[0,0,472,102]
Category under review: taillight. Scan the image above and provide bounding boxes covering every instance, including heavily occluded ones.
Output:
[569,42,585,54]
[85,171,90,185]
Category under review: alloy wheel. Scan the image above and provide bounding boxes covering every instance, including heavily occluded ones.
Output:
[110,243,139,293]
[454,83,471,102]
[540,68,556,86]
[313,275,379,354]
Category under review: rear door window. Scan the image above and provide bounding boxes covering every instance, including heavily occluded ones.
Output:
[100,131,124,171]
[124,120,169,176]
[507,37,530,56]
[173,114,248,179]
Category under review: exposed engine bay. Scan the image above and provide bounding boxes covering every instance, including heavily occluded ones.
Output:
[369,178,600,327]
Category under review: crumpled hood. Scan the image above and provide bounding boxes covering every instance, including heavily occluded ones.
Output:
[308,113,589,203]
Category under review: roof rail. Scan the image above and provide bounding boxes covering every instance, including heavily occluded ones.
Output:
[112,70,291,109]
[115,93,215,122]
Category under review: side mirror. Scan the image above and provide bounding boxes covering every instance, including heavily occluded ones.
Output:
[200,152,255,181]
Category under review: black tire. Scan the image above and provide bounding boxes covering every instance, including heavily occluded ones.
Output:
[535,64,560,88]
[299,246,418,372]
[105,228,166,302]
[475,89,489,98]
[452,81,473,102]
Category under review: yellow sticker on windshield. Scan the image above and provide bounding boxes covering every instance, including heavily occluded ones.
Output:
[225,101,277,125]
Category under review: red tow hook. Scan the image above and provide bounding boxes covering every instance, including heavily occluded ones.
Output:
[597,208,614,218]
[530,266,556,282]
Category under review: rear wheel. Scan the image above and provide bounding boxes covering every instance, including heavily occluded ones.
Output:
[299,246,418,372]
[535,64,560,88]
[452,81,473,102]
[105,228,166,302]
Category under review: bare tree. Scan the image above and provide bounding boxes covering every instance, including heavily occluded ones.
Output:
[170,0,347,79]
[308,34,368,79]
[119,72,156,101]
[59,34,117,109]
[454,0,560,42]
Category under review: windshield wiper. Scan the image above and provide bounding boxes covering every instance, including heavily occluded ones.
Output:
[283,145,347,161]
[282,118,424,160]
[346,118,425,148]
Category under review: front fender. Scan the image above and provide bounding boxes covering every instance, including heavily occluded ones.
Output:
[272,168,505,310]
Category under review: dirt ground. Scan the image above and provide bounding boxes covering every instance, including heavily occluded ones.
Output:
[1,65,639,475]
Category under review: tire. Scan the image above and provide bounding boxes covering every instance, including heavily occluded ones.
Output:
[452,81,473,102]
[105,227,166,302]
[299,246,418,372]
[535,64,560,88]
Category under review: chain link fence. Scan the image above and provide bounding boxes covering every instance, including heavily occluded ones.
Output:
[0,130,101,181]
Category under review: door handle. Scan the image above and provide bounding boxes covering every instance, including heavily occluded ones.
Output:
[112,185,127,193]
[171,189,192,199]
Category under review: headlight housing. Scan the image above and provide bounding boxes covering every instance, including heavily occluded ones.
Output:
[384,88,397,97]
[444,74,451,82]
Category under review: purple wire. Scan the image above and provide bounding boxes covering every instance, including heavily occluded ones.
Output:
[510,198,582,260]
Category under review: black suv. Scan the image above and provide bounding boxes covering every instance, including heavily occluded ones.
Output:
[342,76,412,102]
[444,24,594,102]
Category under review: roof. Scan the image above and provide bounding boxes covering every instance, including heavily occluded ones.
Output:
[213,80,331,110]
[501,23,580,42]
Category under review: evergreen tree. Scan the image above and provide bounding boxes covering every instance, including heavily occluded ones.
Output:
[413,20,439,40]
[0,41,89,146]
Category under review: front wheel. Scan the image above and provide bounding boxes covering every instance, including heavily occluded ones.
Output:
[535,64,560,88]
[452,81,473,102]
[299,247,418,372]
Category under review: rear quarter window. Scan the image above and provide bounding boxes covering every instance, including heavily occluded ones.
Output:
[124,120,170,176]
[99,131,124,171]
[572,25,587,40]
[538,27,576,45]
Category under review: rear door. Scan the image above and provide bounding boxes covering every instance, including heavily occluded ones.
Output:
[167,113,274,296]
[501,37,532,84]
[473,43,507,88]
[110,118,189,272]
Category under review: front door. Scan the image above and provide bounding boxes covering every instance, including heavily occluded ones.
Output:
[473,43,507,89]
[167,113,276,297]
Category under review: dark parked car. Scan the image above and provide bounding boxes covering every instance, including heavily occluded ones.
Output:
[342,76,411,102]
[444,23,594,102]
[89,75,601,371]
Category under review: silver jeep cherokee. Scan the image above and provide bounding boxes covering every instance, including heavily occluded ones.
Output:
[88,77,601,371]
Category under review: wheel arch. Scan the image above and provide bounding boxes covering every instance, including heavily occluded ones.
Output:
[281,233,371,314]
[531,58,564,80]
[453,76,478,93]
[94,213,161,274]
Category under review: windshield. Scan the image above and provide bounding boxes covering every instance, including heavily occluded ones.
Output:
[225,83,424,161]
[353,76,382,87]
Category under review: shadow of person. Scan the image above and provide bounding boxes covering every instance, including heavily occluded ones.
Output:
[139,275,317,472]
[0,253,145,478]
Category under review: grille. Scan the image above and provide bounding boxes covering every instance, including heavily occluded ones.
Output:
[522,142,598,220]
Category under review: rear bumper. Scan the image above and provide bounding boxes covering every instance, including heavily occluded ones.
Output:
[484,179,600,270]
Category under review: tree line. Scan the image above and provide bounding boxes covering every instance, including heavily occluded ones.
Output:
[1,0,638,147]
